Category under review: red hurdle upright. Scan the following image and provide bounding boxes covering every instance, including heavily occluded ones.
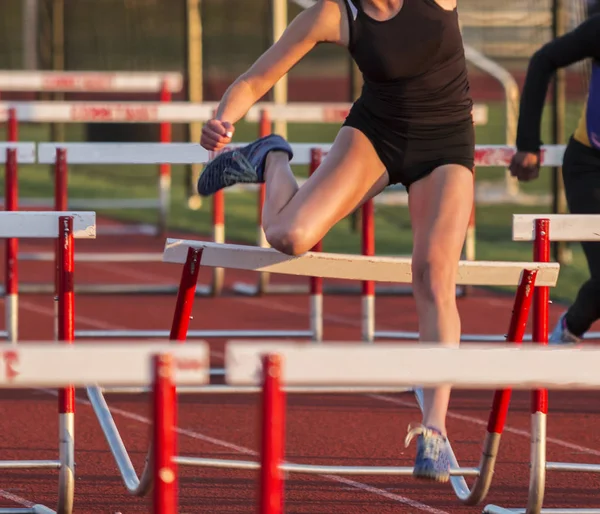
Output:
[4,108,18,343]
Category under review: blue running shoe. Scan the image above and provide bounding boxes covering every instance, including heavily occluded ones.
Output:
[549,312,581,345]
[405,424,450,483]
[197,134,293,197]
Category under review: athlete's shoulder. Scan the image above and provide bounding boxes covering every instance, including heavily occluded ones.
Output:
[301,0,350,45]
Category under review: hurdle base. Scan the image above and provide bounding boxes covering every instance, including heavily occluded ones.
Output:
[0,507,56,514]
[232,281,466,298]
[75,329,314,339]
[373,331,600,342]
[0,284,213,296]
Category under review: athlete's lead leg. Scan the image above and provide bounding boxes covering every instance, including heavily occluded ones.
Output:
[199,126,389,256]
[404,163,474,482]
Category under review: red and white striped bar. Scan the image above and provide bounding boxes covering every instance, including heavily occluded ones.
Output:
[224,342,600,390]
[0,100,488,125]
[35,142,566,167]
[0,71,184,93]
[0,343,209,387]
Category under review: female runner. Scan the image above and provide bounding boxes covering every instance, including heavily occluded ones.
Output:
[198,0,475,482]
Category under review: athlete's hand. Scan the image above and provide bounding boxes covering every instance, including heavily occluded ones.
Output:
[200,119,235,152]
[509,151,541,182]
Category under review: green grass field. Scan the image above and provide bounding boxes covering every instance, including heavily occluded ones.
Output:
[0,100,591,305]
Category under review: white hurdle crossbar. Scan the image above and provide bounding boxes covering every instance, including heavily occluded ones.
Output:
[162,240,559,287]
[225,341,600,390]
[485,214,600,514]
[0,343,209,387]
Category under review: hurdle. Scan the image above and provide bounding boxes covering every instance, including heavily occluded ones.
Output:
[484,214,600,514]
[0,342,209,514]
[218,342,600,514]
[0,210,94,514]
[155,236,558,508]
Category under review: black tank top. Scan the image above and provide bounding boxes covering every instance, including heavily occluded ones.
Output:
[344,0,473,127]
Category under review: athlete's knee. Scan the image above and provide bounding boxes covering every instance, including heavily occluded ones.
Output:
[265,223,312,256]
[411,255,457,306]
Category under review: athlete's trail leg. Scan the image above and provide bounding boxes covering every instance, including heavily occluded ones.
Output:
[408,164,474,434]
[263,127,388,255]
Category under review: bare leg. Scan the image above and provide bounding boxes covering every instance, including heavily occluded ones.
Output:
[408,164,474,435]
[262,127,389,255]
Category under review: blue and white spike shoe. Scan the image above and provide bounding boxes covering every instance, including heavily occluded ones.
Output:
[549,312,581,345]
[405,424,450,483]
[197,134,293,197]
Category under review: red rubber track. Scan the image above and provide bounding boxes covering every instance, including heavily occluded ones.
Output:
[1,223,600,514]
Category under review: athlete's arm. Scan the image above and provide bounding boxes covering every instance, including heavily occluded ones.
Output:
[201,0,348,151]
[510,15,600,181]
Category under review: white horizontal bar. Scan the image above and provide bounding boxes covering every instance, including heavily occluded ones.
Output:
[513,214,600,242]
[18,251,163,262]
[34,142,566,167]
[0,102,214,124]
[474,145,565,168]
[163,240,560,287]
[0,71,183,92]
[0,342,209,387]
[0,143,36,163]
[225,342,600,389]
[0,212,96,239]
[38,143,210,164]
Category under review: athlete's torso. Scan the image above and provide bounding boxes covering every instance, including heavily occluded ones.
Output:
[574,60,600,150]
[343,0,473,126]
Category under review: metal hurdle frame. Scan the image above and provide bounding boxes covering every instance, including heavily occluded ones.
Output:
[154,237,559,509]
[484,214,600,514]
[0,211,95,514]
[0,342,211,514]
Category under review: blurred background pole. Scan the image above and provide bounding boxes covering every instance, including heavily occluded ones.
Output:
[23,0,39,70]
[272,0,288,138]
[51,0,65,143]
[186,0,204,210]
[551,0,570,264]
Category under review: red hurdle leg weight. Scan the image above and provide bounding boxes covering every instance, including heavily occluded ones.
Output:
[169,247,202,342]
[259,354,286,514]
[152,353,178,514]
